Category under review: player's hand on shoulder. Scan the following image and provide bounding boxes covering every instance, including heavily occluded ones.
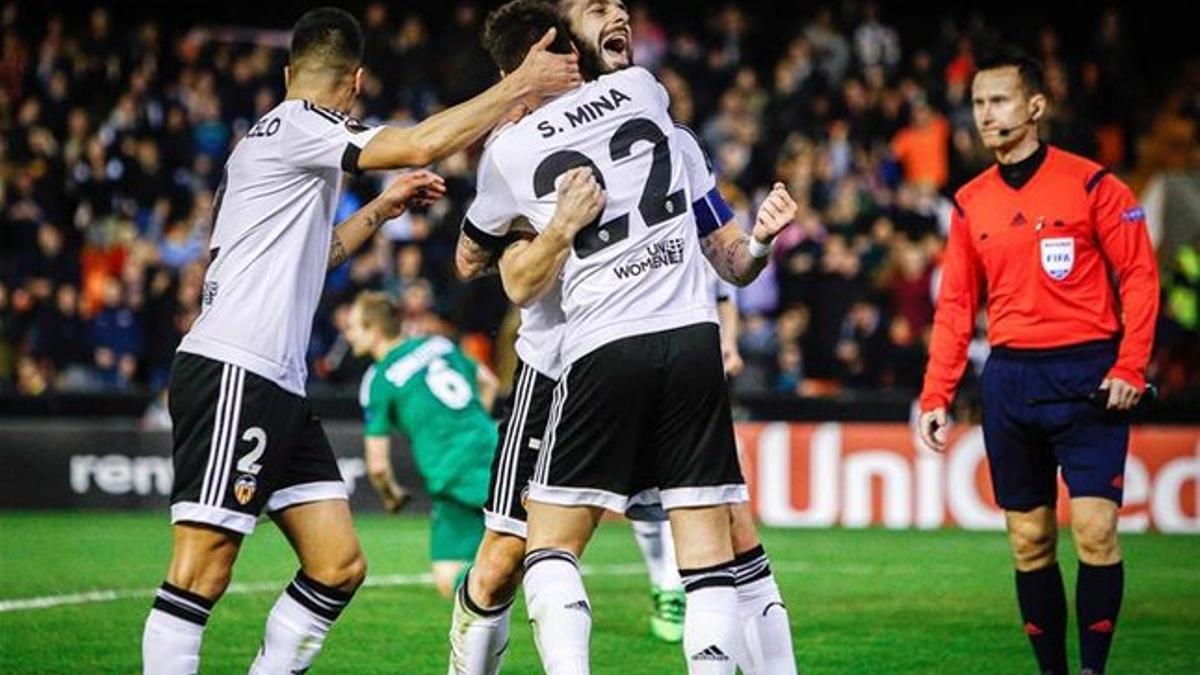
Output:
[511,28,582,100]
[919,407,949,453]
[377,169,447,219]
[751,182,798,244]
[556,167,605,235]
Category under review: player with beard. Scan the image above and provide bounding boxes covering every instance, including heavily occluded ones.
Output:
[557,4,796,670]
[448,2,798,674]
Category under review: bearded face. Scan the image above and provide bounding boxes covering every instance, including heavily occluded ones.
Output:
[562,0,632,78]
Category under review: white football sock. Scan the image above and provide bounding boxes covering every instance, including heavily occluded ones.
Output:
[248,570,353,674]
[448,570,512,675]
[679,562,745,675]
[523,549,591,675]
[142,582,212,675]
[631,520,683,592]
[734,545,797,675]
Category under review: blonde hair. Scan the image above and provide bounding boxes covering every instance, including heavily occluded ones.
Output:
[353,291,401,339]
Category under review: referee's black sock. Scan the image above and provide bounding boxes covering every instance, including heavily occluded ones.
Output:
[1014,563,1068,675]
[1077,561,1123,674]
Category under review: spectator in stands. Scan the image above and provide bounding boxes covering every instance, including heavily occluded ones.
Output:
[854,1,901,74]
[90,277,142,388]
[881,315,927,391]
[31,282,89,379]
[0,2,1191,408]
[836,300,887,387]
[882,237,935,336]
[891,96,951,189]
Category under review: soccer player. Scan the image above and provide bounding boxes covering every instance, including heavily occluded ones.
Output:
[457,4,798,674]
[141,8,579,674]
[344,291,500,598]
[449,3,797,674]
[917,47,1158,675]
[628,179,747,648]
[449,167,605,675]
[559,2,795,668]
[627,126,791,661]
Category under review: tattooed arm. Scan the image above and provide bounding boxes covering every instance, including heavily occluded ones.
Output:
[455,167,604,304]
[328,210,383,269]
[700,181,798,286]
[498,168,603,306]
[454,233,501,281]
[328,170,446,270]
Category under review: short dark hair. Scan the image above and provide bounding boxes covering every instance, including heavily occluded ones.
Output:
[482,0,573,74]
[290,7,363,74]
[973,46,1045,96]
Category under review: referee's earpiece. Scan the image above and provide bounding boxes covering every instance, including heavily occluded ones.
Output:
[997,101,1045,138]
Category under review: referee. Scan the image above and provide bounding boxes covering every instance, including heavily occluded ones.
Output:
[918,47,1158,675]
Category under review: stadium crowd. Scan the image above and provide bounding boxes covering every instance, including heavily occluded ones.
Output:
[1,2,1197,405]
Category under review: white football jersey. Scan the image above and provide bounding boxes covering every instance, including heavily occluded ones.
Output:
[673,124,739,307]
[179,99,384,396]
[515,283,566,380]
[464,67,716,365]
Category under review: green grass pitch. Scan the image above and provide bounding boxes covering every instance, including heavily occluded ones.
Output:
[1,512,1198,673]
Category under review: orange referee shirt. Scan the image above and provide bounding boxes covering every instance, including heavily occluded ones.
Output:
[919,145,1159,410]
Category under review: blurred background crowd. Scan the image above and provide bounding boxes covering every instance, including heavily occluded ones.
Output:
[1,1,1197,412]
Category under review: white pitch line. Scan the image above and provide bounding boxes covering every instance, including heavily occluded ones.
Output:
[0,563,650,614]
[0,559,1023,615]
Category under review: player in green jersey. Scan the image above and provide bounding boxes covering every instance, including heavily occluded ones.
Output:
[345,291,500,598]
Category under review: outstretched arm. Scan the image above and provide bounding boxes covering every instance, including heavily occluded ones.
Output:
[329,170,446,269]
[357,30,580,170]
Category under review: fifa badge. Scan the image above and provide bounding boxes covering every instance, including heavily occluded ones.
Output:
[1040,237,1075,281]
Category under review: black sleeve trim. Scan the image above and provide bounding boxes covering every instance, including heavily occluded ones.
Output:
[341,144,362,173]
[674,123,715,173]
[1085,168,1111,194]
[461,217,510,255]
[303,100,342,124]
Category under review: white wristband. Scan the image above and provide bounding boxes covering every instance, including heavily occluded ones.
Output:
[747,236,772,259]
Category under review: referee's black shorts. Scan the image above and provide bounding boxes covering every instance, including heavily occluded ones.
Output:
[982,340,1129,511]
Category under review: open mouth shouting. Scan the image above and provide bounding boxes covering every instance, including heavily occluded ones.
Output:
[600,27,631,66]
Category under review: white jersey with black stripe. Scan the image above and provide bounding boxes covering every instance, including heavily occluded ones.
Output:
[179,99,383,396]
[507,117,729,379]
[464,67,716,366]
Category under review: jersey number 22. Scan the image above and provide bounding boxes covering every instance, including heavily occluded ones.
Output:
[533,117,686,258]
